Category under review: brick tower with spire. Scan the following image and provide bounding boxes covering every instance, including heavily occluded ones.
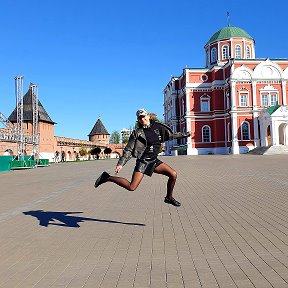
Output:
[8,84,55,156]
[88,117,110,146]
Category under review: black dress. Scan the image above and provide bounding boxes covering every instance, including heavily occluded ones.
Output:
[134,122,163,176]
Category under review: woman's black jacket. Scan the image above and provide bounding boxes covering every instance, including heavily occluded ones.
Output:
[117,120,189,167]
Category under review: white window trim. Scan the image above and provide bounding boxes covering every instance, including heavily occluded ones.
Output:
[235,44,241,59]
[222,45,229,60]
[239,92,249,107]
[260,86,279,107]
[270,93,278,106]
[261,94,269,107]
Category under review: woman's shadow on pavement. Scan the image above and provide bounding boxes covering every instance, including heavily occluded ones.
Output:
[23,210,145,228]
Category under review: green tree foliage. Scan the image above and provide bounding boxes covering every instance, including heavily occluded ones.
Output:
[90,147,101,155]
[104,147,112,155]
[79,147,87,157]
[122,126,134,143]
[122,135,129,144]
[109,131,120,144]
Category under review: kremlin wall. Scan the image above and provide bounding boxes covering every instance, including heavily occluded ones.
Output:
[0,85,124,164]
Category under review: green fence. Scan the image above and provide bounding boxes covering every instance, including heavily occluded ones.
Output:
[0,156,49,172]
[37,159,49,166]
[10,159,36,170]
[0,156,13,172]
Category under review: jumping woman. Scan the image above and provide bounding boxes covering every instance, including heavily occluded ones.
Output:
[94,108,190,207]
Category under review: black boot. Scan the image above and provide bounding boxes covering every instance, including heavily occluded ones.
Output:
[164,197,181,207]
[94,171,110,188]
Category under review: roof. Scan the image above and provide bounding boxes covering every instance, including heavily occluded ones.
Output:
[266,105,280,115]
[207,26,254,45]
[88,118,110,136]
[8,86,55,124]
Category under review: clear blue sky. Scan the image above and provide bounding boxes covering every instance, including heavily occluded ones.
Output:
[1,0,288,140]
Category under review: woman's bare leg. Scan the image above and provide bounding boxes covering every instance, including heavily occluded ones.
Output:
[107,171,144,191]
[154,162,177,199]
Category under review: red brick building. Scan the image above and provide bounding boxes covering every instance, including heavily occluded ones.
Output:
[164,26,288,155]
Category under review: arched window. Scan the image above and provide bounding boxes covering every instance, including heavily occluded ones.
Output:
[235,45,241,59]
[241,122,250,140]
[4,149,13,156]
[211,48,217,63]
[246,45,251,59]
[200,95,210,112]
[202,125,211,142]
[222,45,229,60]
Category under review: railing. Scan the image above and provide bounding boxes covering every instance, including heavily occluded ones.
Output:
[0,132,35,144]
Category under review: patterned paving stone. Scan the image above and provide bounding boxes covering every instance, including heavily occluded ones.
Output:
[0,154,288,287]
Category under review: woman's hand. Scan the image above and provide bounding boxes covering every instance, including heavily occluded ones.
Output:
[185,131,191,138]
[115,164,123,174]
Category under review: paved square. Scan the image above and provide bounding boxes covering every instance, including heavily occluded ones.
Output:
[0,154,288,287]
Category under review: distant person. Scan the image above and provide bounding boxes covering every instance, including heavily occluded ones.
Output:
[61,151,65,162]
[94,108,190,207]
[54,151,60,163]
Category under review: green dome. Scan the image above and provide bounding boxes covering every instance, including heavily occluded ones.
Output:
[207,26,253,45]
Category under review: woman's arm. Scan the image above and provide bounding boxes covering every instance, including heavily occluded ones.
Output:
[160,122,191,141]
[117,131,137,167]
[172,131,191,139]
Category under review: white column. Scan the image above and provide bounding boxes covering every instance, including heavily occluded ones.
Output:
[252,80,260,147]
[231,113,239,154]
[230,81,239,154]
[271,119,277,145]
[285,125,288,145]
[282,81,287,105]
[172,94,176,120]
[171,94,177,142]
[252,41,256,58]
[217,42,220,64]
[185,88,193,155]
[259,119,264,146]
[253,114,260,147]
[252,80,257,106]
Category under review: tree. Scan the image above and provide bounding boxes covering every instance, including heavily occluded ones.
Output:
[90,147,101,159]
[122,137,129,144]
[109,131,120,144]
[121,126,133,143]
[79,147,87,157]
[104,147,112,157]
